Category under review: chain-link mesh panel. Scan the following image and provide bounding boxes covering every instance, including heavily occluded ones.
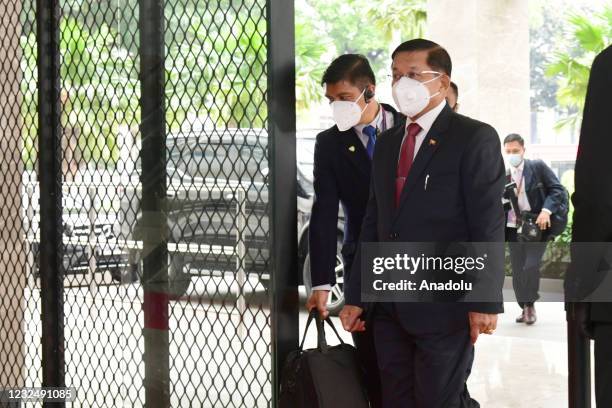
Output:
[1,0,275,405]
[0,0,43,393]
[51,0,271,406]
[164,2,270,405]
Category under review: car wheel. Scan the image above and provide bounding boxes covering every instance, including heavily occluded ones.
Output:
[303,239,345,316]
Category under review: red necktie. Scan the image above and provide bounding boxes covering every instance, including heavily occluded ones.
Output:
[395,122,422,207]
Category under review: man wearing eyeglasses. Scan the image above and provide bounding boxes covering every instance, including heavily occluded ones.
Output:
[340,39,505,407]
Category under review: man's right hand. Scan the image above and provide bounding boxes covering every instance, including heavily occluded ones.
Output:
[306,290,330,319]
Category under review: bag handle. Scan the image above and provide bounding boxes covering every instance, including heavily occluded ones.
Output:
[299,310,346,352]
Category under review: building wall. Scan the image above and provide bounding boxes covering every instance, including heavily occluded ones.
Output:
[427,0,531,141]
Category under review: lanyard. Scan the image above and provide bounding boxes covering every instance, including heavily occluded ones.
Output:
[514,170,524,196]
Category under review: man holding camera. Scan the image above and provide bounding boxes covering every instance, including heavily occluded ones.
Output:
[503,133,567,325]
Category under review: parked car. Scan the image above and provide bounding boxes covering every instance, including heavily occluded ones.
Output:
[113,128,345,311]
[23,175,125,280]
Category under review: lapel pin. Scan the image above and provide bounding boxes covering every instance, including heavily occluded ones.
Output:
[429,139,437,146]
[348,145,356,152]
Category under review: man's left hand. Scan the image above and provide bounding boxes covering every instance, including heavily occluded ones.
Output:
[339,305,366,333]
[468,312,498,344]
[535,211,551,230]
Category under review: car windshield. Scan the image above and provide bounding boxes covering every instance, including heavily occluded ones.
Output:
[166,129,268,186]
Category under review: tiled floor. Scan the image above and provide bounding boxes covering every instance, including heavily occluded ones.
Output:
[316,300,595,408]
[469,301,572,407]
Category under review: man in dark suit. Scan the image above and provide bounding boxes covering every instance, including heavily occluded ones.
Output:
[565,45,612,407]
[503,133,566,325]
[340,39,505,407]
[305,54,402,408]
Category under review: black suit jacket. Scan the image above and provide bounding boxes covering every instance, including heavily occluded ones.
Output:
[567,45,612,322]
[309,103,402,287]
[504,159,566,229]
[521,159,565,214]
[346,104,506,329]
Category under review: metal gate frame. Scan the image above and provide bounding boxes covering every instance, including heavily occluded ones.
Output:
[33,0,299,406]
[267,0,299,404]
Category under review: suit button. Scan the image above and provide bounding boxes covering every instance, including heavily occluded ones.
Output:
[389,232,399,240]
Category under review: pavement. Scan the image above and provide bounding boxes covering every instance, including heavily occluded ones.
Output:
[18,275,594,407]
[299,287,594,408]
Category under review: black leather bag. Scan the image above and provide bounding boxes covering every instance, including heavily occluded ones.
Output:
[532,161,569,237]
[518,211,543,242]
[279,311,369,408]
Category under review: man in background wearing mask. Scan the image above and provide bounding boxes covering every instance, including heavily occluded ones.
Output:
[306,53,402,408]
[503,133,566,325]
[447,81,459,112]
[341,39,505,407]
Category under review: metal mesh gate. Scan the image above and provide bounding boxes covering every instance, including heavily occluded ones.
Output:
[0,0,297,406]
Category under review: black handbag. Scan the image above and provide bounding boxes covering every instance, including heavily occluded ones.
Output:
[279,310,370,408]
[532,161,569,237]
[518,211,543,242]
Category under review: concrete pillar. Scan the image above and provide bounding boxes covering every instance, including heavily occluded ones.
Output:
[0,0,26,388]
[427,0,530,140]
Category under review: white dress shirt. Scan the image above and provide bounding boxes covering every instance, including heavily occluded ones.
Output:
[506,160,551,228]
[353,104,394,148]
[400,99,447,160]
[507,161,531,228]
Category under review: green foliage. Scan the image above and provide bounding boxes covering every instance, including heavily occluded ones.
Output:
[554,169,575,244]
[295,0,426,117]
[295,16,334,115]
[529,1,564,111]
[365,0,427,44]
[167,11,267,130]
[20,0,427,162]
[545,6,612,131]
[21,16,138,169]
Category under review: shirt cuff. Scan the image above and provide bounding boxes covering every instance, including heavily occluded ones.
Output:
[541,208,552,214]
[311,284,332,291]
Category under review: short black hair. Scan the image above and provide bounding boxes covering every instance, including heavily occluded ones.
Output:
[321,54,376,88]
[504,133,525,146]
[450,81,458,98]
[391,39,452,76]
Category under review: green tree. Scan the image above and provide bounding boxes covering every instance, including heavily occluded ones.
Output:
[529,1,565,112]
[295,0,426,117]
[365,0,427,44]
[21,17,138,169]
[166,7,267,130]
[295,15,335,116]
[546,6,612,131]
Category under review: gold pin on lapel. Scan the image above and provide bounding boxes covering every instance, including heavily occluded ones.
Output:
[429,139,437,146]
[348,145,356,152]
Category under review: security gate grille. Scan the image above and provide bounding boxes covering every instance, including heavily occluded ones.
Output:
[0,0,297,406]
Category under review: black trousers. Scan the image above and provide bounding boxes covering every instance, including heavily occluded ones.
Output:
[594,323,612,406]
[373,303,478,408]
[345,254,382,408]
[352,323,382,408]
[506,227,548,308]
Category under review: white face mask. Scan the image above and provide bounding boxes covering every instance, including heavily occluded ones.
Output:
[331,89,368,131]
[508,153,524,168]
[392,72,441,118]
